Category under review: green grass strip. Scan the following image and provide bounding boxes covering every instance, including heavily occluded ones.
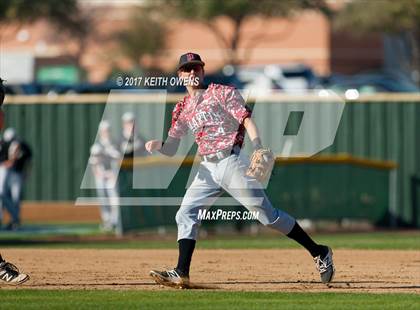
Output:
[0,290,418,310]
[1,232,418,250]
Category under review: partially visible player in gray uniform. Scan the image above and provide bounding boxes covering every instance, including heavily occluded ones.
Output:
[119,112,147,158]
[146,53,335,288]
[90,120,121,233]
[1,128,32,231]
[0,134,9,225]
[0,78,30,285]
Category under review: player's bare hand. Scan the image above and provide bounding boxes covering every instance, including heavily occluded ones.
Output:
[145,140,162,153]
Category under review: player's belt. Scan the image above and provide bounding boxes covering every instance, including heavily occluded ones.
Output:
[201,145,241,163]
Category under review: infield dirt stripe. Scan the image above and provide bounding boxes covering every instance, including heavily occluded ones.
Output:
[2,249,419,293]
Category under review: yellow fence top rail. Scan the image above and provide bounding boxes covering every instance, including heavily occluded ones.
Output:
[122,153,397,170]
[4,92,420,105]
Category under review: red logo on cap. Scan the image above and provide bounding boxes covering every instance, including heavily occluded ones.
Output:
[187,53,194,61]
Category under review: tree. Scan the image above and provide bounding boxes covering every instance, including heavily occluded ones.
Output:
[0,0,96,80]
[0,0,82,32]
[334,0,420,85]
[116,8,167,71]
[147,0,332,65]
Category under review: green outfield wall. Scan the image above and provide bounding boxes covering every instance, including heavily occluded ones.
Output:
[116,155,396,233]
[3,93,419,226]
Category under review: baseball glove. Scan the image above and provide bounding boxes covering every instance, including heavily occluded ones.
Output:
[246,148,275,183]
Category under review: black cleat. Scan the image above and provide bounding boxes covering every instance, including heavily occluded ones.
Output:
[0,260,30,285]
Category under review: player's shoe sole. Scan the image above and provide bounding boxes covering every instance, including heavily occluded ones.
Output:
[10,273,30,285]
[150,269,190,289]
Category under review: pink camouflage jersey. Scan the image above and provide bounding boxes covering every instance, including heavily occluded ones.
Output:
[168,83,252,155]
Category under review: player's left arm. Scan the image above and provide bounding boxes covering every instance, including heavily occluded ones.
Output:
[222,87,262,150]
[242,112,275,182]
[243,117,263,150]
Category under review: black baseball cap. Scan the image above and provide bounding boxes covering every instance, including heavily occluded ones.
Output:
[177,52,205,71]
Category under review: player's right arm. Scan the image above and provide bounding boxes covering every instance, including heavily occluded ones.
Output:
[145,136,180,156]
[145,99,187,156]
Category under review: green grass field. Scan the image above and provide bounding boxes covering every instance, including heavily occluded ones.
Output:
[0,290,418,310]
[0,230,418,309]
[0,229,419,250]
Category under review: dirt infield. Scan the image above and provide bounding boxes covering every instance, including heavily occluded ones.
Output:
[3,249,419,293]
[16,202,100,223]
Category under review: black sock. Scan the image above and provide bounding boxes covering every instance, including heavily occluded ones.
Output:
[176,238,196,276]
[286,222,327,258]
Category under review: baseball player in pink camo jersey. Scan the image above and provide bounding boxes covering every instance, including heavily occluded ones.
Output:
[146,53,335,288]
